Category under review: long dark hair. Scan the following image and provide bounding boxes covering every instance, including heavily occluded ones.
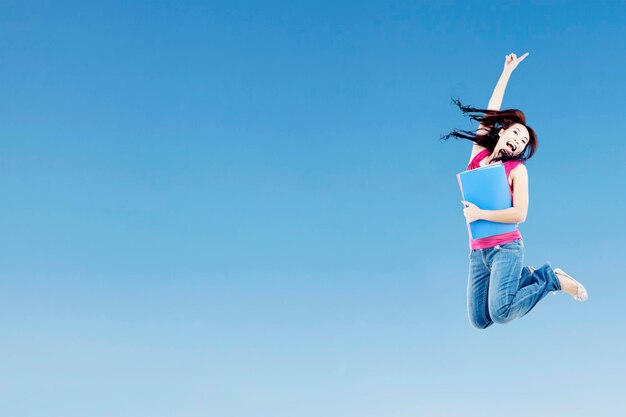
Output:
[441,98,538,163]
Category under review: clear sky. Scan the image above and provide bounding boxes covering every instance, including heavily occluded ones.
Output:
[1,1,625,416]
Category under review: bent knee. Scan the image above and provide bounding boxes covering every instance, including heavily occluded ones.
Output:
[490,305,514,324]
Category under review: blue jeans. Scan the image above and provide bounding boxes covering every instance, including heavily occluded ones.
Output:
[467,238,562,329]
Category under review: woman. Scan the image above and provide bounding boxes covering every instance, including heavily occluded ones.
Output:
[442,52,588,330]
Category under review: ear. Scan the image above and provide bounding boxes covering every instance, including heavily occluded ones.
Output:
[498,128,504,137]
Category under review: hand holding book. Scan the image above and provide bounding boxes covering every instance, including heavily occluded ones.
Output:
[461,200,483,223]
[456,163,517,239]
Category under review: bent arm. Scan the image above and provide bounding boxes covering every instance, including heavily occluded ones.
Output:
[481,207,522,224]
[480,165,529,224]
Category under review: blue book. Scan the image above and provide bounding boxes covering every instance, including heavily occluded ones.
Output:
[456,163,517,239]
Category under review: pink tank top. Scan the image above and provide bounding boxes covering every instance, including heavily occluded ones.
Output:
[466,149,524,249]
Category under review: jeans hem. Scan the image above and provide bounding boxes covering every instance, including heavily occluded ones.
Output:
[545,261,562,291]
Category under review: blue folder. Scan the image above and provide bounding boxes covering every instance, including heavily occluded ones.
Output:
[456,163,517,239]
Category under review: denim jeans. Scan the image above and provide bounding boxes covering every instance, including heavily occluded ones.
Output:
[467,238,562,329]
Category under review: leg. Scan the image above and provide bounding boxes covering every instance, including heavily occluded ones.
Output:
[519,265,537,287]
[488,240,561,324]
[467,249,493,329]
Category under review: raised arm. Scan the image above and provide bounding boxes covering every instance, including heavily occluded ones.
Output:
[470,53,529,161]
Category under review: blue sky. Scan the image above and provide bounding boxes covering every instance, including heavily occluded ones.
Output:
[1,1,625,416]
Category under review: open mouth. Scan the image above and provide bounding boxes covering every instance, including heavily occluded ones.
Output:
[506,141,517,153]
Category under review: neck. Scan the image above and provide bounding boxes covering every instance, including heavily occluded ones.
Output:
[487,149,507,164]
[483,152,497,165]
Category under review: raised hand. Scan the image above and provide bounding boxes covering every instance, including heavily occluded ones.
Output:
[503,52,529,73]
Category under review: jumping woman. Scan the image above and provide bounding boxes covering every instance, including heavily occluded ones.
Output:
[442,52,588,330]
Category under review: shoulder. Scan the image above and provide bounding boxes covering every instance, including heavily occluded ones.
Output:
[467,148,490,170]
[469,144,488,163]
[510,162,527,172]
[510,163,527,181]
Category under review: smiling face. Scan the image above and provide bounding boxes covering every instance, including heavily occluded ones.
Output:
[495,123,530,158]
